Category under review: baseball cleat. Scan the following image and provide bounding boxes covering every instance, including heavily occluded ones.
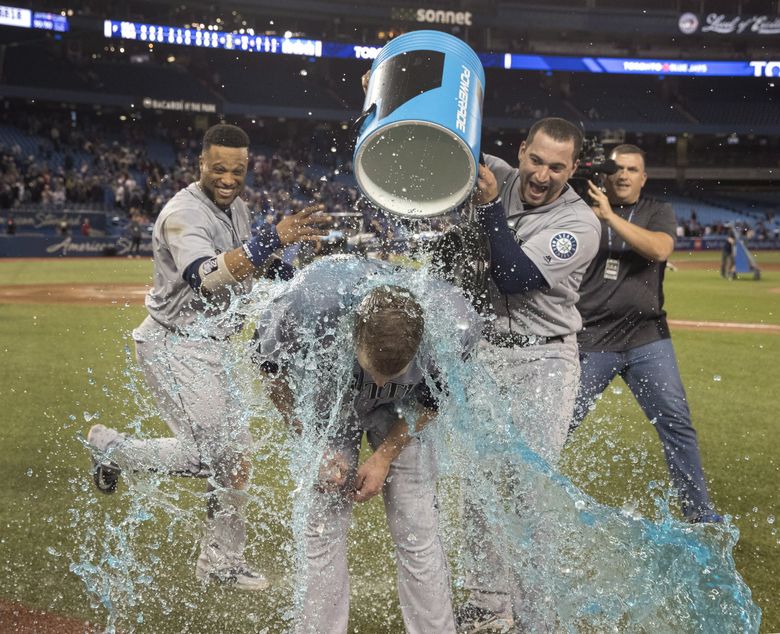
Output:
[195,553,270,591]
[455,603,514,633]
[92,460,121,494]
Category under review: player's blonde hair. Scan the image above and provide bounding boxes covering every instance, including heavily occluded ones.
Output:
[354,286,424,376]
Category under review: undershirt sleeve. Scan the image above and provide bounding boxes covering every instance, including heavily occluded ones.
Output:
[476,198,549,294]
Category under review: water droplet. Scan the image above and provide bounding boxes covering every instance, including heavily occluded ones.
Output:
[768,515,775,525]
[713,375,722,382]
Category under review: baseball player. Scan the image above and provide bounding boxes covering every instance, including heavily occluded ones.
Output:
[255,255,482,633]
[455,118,601,632]
[86,123,329,590]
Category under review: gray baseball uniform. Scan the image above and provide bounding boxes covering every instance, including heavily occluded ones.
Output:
[145,183,254,337]
[464,154,601,628]
[108,182,262,571]
[256,255,481,634]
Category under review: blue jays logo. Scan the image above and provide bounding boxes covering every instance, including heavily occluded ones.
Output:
[550,232,577,260]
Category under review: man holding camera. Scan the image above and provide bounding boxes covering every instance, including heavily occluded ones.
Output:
[456,117,601,633]
[569,143,721,524]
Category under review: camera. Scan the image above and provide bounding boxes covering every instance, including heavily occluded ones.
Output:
[570,136,617,198]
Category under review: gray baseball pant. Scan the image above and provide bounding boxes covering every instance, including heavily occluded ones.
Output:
[296,405,455,634]
[109,316,253,567]
[464,338,580,632]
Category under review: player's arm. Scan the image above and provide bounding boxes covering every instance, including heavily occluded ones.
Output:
[351,408,436,503]
[587,181,674,261]
[473,164,548,293]
[184,204,330,300]
[257,359,304,433]
[265,368,294,423]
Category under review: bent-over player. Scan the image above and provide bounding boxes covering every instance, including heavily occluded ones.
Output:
[255,255,481,634]
[85,123,329,590]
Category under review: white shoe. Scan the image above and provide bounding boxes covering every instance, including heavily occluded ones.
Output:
[195,553,270,591]
[87,424,123,451]
[87,424,123,494]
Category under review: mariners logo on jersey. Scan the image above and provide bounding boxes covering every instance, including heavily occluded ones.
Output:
[549,232,578,260]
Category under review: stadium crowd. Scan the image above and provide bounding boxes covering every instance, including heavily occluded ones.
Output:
[0,109,366,224]
[1,107,777,247]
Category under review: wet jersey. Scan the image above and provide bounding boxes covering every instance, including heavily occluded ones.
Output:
[257,256,481,417]
[484,154,601,337]
[145,183,255,338]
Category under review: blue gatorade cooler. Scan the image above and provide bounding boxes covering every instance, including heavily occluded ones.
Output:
[354,30,485,218]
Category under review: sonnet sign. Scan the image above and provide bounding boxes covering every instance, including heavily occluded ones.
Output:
[391,7,473,26]
[679,12,780,35]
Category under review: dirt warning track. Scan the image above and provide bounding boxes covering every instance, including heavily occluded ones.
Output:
[1,283,779,334]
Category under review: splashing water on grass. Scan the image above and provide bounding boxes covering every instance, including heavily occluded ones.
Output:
[71,255,760,632]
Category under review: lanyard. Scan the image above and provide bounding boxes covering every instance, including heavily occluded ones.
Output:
[607,203,638,254]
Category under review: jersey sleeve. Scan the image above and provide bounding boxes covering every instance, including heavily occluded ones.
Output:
[256,267,348,372]
[521,210,601,288]
[483,154,515,194]
[161,208,219,275]
[255,306,298,374]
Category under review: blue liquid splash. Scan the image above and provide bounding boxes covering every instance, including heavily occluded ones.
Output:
[70,255,761,632]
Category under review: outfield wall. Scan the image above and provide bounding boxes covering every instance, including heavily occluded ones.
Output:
[675,236,780,250]
[1,234,779,258]
[8,210,109,235]
[0,235,152,257]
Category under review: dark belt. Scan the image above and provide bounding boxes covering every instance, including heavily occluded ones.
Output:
[486,331,565,348]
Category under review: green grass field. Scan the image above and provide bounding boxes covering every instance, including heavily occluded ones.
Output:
[0,252,778,632]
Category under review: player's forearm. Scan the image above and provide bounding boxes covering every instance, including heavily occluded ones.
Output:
[267,375,295,423]
[606,213,675,261]
[183,223,283,303]
[224,223,282,281]
[373,409,436,466]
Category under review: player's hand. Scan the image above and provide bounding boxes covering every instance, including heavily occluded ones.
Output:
[276,204,331,246]
[351,453,391,503]
[587,180,614,220]
[361,70,371,94]
[473,164,499,206]
[316,449,350,493]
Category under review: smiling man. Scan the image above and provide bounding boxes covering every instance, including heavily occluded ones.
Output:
[456,118,601,633]
[85,123,329,591]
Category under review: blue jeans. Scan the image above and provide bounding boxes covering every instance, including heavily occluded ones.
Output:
[571,339,715,519]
